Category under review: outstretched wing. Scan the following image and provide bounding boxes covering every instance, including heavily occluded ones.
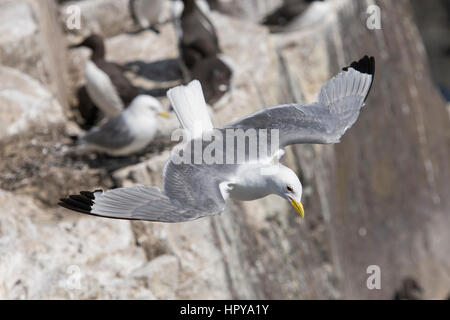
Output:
[59,138,234,222]
[59,162,232,222]
[224,56,375,147]
[162,157,234,215]
[59,186,207,222]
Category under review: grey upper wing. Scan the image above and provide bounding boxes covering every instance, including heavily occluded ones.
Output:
[81,114,135,150]
[224,56,375,148]
[162,159,234,217]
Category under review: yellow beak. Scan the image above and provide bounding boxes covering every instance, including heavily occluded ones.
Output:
[158,111,170,118]
[289,198,304,219]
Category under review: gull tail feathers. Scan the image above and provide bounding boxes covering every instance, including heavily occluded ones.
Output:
[167,80,213,139]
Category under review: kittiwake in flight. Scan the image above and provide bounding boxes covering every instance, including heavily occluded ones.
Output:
[59,56,375,222]
[73,95,170,157]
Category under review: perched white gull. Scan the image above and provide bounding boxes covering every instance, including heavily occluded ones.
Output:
[60,56,375,222]
[73,95,169,157]
[71,34,139,118]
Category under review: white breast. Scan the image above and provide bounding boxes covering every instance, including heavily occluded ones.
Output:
[84,60,124,118]
[133,0,163,28]
[227,163,273,201]
[115,110,158,156]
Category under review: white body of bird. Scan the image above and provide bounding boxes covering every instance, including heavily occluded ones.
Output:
[227,164,302,202]
[77,95,168,157]
[130,0,164,29]
[84,60,124,118]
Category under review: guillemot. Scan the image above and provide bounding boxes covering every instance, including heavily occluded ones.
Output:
[178,0,220,69]
[129,0,165,34]
[190,56,233,105]
[175,0,233,105]
[71,34,139,118]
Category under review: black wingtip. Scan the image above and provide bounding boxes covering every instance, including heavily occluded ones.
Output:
[343,55,375,76]
[58,190,103,214]
[343,55,375,102]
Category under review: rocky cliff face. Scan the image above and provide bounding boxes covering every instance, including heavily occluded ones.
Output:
[0,0,449,299]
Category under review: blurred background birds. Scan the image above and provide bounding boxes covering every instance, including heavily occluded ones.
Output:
[129,0,165,33]
[70,34,139,119]
[72,95,169,157]
[175,0,233,105]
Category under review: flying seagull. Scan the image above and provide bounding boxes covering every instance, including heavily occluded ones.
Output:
[71,34,139,118]
[59,56,375,222]
[73,95,169,157]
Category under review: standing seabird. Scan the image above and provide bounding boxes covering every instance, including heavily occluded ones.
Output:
[178,0,220,68]
[73,95,169,157]
[59,56,375,222]
[190,56,233,105]
[71,34,139,118]
[129,0,165,33]
[175,0,233,105]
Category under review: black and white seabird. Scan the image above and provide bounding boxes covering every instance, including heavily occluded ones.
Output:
[71,34,139,118]
[175,0,233,105]
[190,56,233,105]
[129,0,165,34]
[178,0,220,69]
